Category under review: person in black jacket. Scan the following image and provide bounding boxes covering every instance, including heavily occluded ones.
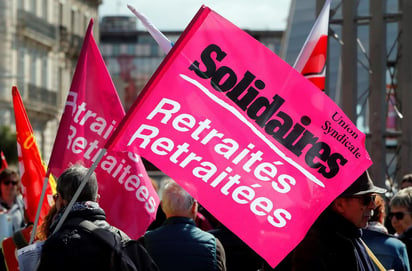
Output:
[37,165,130,271]
[209,222,263,271]
[142,179,226,271]
[288,171,386,271]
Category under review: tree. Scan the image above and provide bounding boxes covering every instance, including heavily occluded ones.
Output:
[0,125,17,165]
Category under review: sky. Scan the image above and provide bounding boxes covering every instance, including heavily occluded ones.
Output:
[98,0,292,31]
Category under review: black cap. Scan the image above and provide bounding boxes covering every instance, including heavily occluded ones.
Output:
[340,171,386,197]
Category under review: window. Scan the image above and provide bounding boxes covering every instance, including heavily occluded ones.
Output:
[57,67,63,94]
[84,15,89,31]
[30,50,37,84]
[127,44,135,55]
[17,47,26,93]
[18,0,24,9]
[71,9,76,34]
[112,44,120,56]
[42,53,48,89]
[58,3,63,25]
[120,44,128,55]
[100,44,112,56]
[30,0,36,14]
[42,0,48,20]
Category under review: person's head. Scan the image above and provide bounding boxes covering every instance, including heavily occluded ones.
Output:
[401,174,412,189]
[55,165,98,211]
[332,171,386,228]
[0,168,20,203]
[160,179,197,219]
[389,187,412,234]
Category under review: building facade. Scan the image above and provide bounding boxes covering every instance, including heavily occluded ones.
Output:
[0,0,101,162]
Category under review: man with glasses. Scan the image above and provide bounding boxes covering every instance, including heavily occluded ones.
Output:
[390,187,412,267]
[282,171,387,271]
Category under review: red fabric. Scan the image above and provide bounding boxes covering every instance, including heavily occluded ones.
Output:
[0,151,8,172]
[12,86,54,224]
[2,226,35,271]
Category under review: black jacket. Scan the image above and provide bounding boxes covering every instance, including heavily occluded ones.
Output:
[38,202,129,271]
[398,225,412,269]
[209,225,263,271]
[289,208,377,271]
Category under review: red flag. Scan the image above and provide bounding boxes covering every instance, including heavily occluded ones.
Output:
[12,86,54,224]
[0,150,8,171]
[47,19,159,239]
[293,0,331,91]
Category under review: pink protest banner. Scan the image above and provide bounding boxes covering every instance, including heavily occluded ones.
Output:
[47,19,159,239]
[106,6,372,267]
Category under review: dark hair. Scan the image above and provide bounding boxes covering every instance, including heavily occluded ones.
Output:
[0,168,20,197]
[56,165,98,202]
[0,168,19,183]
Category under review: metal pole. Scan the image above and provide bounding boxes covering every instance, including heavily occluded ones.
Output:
[398,0,412,179]
[368,0,387,188]
[340,0,357,121]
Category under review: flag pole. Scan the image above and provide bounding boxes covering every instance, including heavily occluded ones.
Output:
[52,148,107,234]
[127,4,173,54]
[293,0,331,69]
[29,169,51,244]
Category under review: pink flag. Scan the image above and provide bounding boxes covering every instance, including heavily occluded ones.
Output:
[293,0,331,91]
[105,6,372,267]
[47,19,159,239]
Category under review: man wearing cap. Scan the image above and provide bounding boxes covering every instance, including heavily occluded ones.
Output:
[287,171,386,271]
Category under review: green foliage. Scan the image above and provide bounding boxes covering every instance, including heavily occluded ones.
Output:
[0,125,17,165]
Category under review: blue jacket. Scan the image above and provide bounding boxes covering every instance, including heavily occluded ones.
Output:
[144,216,226,271]
[363,228,410,271]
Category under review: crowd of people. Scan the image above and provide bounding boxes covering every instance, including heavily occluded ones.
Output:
[3,164,412,270]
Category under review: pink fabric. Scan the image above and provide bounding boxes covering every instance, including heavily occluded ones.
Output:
[47,19,159,239]
[107,6,372,267]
